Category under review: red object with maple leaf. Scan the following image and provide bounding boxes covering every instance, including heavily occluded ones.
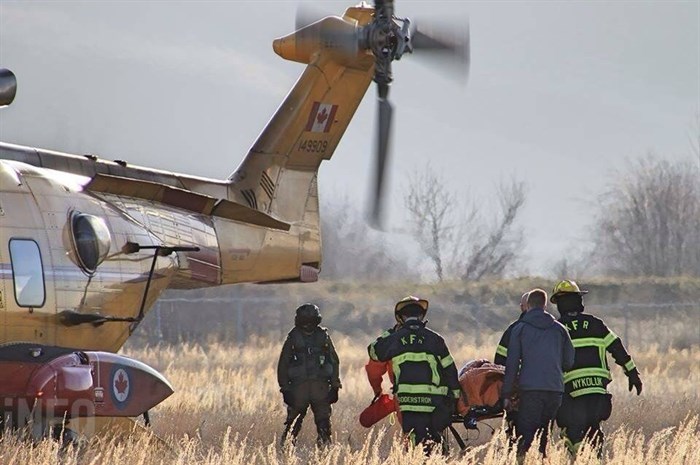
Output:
[0,343,173,421]
[114,371,129,395]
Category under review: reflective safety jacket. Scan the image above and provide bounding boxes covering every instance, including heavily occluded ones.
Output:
[494,313,524,366]
[559,313,638,398]
[277,326,341,390]
[368,320,460,414]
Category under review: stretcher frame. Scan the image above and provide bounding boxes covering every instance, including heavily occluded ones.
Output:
[448,405,504,451]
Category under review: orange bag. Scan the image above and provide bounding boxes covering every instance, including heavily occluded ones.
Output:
[456,359,505,416]
[359,394,396,427]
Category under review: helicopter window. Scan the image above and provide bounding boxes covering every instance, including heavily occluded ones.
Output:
[71,213,111,273]
[9,239,46,308]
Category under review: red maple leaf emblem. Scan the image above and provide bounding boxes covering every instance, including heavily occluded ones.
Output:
[316,108,328,124]
[114,372,128,394]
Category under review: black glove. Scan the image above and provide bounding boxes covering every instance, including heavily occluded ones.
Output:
[328,387,339,404]
[628,372,643,395]
[282,389,294,406]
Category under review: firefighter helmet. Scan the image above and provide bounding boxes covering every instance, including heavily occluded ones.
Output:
[550,280,588,304]
[295,303,322,329]
[394,295,429,323]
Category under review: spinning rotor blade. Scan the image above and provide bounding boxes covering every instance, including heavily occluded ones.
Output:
[411,22,471,79]
[295,2,329,31]
[0,68,17,107]
[294,3,361,59]
[370,82,394,228]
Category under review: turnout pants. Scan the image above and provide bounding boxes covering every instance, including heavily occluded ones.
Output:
[400,411,447,455]
[557,393,612,456]
[282,380,332,445]
[515,390,562,457]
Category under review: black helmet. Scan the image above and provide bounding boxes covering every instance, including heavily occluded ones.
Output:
[295,303,321,330]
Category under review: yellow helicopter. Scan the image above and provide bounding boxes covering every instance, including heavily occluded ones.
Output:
[0,0,468,440]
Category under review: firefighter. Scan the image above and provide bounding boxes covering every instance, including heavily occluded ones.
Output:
[493,291,529,443]
[551,280,643,457]
[277,303,341,446]
[501,289,575,458]
[494,291,530,365]
[367,296,461,454]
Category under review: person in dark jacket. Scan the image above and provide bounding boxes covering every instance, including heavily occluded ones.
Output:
[551,280,643,457]
[368,296,461,454]
[501,289,575,458]
[277,303,341,446]
[494,291,529,444]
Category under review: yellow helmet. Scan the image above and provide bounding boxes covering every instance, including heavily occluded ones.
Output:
[394,295,429,323]
[551,280,588,304]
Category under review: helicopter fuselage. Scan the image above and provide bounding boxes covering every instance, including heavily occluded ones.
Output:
[0,148,317,352]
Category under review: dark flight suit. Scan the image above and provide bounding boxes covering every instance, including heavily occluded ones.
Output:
[277,326,340,445]
[557,312,640,455]
[368,320,460,454]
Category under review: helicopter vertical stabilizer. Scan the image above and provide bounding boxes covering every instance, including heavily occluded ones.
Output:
[227,7,375,230]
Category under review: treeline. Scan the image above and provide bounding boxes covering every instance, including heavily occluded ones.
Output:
[133,277,700,351]
[320,154,700,281]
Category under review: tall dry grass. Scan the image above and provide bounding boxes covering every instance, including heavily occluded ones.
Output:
[1,335,698,464]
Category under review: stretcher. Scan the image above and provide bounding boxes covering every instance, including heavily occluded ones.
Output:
[360,359,507,451]
[448,359,506,451]
[447,404,504,451]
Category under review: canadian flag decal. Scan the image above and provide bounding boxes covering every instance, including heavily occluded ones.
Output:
[305,102,338,133]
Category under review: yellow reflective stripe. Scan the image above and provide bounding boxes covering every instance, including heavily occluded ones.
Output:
[396,384,448,396]
[570,335,613,374]
[440,354,455,368]
[561,432,582,456]
[570,386,608,397]
[563,367,611,383]
[496,345,508,357]
[369,343,379,361]
[392,352,440,386]
[452,389,461,399]
[599,345,607,372]
[407,430,416,446]
[400,405,435,413]
[369,330,391,361]
[571,337,607,348]
[603,331,618,348]
[625,360,636,372]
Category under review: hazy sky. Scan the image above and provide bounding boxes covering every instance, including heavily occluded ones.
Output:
[1,1,698,276]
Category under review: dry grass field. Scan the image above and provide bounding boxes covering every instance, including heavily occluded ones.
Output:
[1,333,698,464]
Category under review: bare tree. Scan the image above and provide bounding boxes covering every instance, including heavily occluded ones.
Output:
[403,165,526,281]
[462,180,526,280]
[593,155,700,276]
[404,166,457,281]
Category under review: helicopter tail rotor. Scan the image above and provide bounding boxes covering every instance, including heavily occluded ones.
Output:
[295,1,470,228]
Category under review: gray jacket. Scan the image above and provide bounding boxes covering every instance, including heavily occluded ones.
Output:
[501,307,575,396]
